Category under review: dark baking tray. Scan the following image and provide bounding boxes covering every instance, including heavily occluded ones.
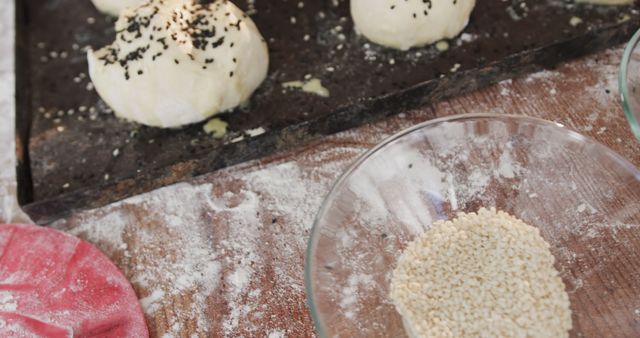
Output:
[15,0,640,224]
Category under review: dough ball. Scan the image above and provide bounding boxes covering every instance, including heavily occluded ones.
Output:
[91,0,145,16]
[351,0,476,50]
[88,0,269,128]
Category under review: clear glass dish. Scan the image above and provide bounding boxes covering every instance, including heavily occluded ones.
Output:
[620,28,640,141]
[305,113,640,337]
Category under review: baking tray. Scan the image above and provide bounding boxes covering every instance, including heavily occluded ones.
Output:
[15,0,640,223]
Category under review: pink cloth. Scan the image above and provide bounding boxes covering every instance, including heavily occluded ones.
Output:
[0,224,148,337]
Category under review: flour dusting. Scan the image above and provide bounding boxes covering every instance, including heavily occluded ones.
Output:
[268,330,286,338]
[50,140,364,336]
[0,292,17,312]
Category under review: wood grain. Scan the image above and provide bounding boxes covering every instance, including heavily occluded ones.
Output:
[8,47,640,337]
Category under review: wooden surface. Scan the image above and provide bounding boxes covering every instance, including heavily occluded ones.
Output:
[52,48,640,337]
[2,5,640,334]
[16,0,640,223]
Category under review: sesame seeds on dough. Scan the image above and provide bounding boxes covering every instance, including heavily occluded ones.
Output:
[350,0,476,50]
[390,208,572,338]
[87,0,269,128]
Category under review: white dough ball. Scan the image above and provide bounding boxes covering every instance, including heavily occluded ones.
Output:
[91,0,145,16]
[88,0,269,128]
[351,0,477,50]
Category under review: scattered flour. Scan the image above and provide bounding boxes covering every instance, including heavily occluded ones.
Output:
[524,68,561,83]
[267,330,286,338]
[339,273,374,319]
[51,143,361,336]
[139,289,165,314]
[0,291,17,312]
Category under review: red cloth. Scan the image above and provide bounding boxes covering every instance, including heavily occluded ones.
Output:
[0,224,148,337]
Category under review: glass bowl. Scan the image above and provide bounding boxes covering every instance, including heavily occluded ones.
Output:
[305,113,640,337]
[620,28,640,141]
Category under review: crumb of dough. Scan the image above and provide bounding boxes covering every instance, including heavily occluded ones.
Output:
[390,208,572,338]
[282,79,330,97]
[569,16,583,27]
[435,40,450,52]
[203,118,228,139]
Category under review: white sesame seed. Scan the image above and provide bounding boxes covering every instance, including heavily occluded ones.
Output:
[390,208,571,337]
[87,17,96,24]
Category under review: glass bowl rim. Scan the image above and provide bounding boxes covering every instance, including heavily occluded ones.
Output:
[619,27,640,141]
[303,112,640,337]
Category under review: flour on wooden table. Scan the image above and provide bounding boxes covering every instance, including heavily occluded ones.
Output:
[0,292,17,312]
[52,142,366,337]
[267,330,286,338]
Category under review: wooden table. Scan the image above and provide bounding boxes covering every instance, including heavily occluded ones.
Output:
[2,10,640,334]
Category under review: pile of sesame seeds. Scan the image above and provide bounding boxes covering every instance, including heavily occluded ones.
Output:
[390,208,572,337]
